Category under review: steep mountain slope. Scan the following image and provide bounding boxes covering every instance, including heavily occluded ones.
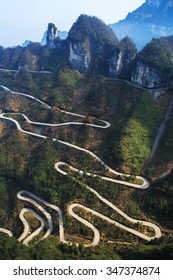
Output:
[1,68,172,260]
[0,17,137,78]
[110,0,173,50]
[0,42,69,72]
[0,14,173,260]
[67,15,119,74]
[131,35,173,87]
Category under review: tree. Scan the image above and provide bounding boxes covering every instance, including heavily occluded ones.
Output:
[0,178,8,210]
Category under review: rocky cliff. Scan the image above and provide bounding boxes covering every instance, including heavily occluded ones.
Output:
[68,16,138,77]
[1,15,173,88]
[131,62,162,88]
[46,23,58,47]
[41,30,68,45]
[0,16,137,78]
[108,51,122,77]
[67,15,118,75]
[69,40,91,73]
[109,37,137,77]
[131,35,173,88]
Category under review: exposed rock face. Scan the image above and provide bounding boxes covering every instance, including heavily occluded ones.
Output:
[131,35,173,88]
[109,49,136,77]
[22,40,31,48]
[46,23,57,47]
[41,30,68,45]
[68,15,118,74]
[131,62,162,88]
[109,50,122,77]
[109,37,137,77]
[69,41,91,73]
[149,89,166,99]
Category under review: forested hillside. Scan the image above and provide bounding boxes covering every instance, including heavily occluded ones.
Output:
[0,65,173,260]
[0,13,173,260]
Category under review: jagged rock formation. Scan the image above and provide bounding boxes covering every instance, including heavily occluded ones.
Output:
[131,62,162,88]
[1,15,173,89]
[68,15,119,74]
[110,0,173,49]
[0,16,136,77]
[108,51,122,77]
[46,23,58,47]
[69,40,91,73]
[131,35,173,88]
[109,37,137,77]
[41,30,68,45]
[22,40,31,48]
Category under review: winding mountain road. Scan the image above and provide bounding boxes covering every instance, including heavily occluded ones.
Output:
[0,84,161,246]
[69,203,161,242]
[0,228,13,237]
[18,207,45,245]
[5,112,111,129]
[0,85,51,109]
[0,85,110,128]
[0,68,52,74]
[17,191,53,242]
[0,112,149,189]
[11,188,161,247]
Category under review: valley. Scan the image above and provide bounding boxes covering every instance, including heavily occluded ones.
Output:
[0,82,161,245]
[0,3,173,259]
[0,68,172,259]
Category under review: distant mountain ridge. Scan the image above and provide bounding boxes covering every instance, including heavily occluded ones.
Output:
[110,0,173,49]
[1,14,173,89]
[41,30,68,46]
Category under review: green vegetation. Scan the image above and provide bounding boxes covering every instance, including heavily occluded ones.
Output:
[119,93,161,172]
[13,68,36,92]
[0,61,173,260]
[135,36,173,79]
[39,47,69,72]
[26,139,59,199]
[0,178,8,211]
[147,111,173,176]
[0,41,69,73]
[119,36,137,80]
[58,69,81,90]
[120,36,137,54]
[144,172,173,228]
[68,15,120,75]
[68,14,118,46]
[0,235,173,260]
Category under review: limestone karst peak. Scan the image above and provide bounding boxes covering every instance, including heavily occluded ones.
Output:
[46,23,58,47]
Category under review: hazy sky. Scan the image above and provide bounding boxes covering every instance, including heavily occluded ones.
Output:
[0,0,145,47]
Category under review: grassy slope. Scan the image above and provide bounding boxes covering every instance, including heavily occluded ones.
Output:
[119,93,161,172]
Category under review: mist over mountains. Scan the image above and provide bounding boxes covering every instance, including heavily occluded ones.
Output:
[1,0,173,51]
[40,0,173,51]
[110,0,173,49]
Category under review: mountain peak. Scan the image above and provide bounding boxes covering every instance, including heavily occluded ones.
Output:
[68,14,118,45]
[46,23,57,47]
[110,0,173,49]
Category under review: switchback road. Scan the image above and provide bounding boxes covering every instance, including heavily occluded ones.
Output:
[0,84,161,246]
